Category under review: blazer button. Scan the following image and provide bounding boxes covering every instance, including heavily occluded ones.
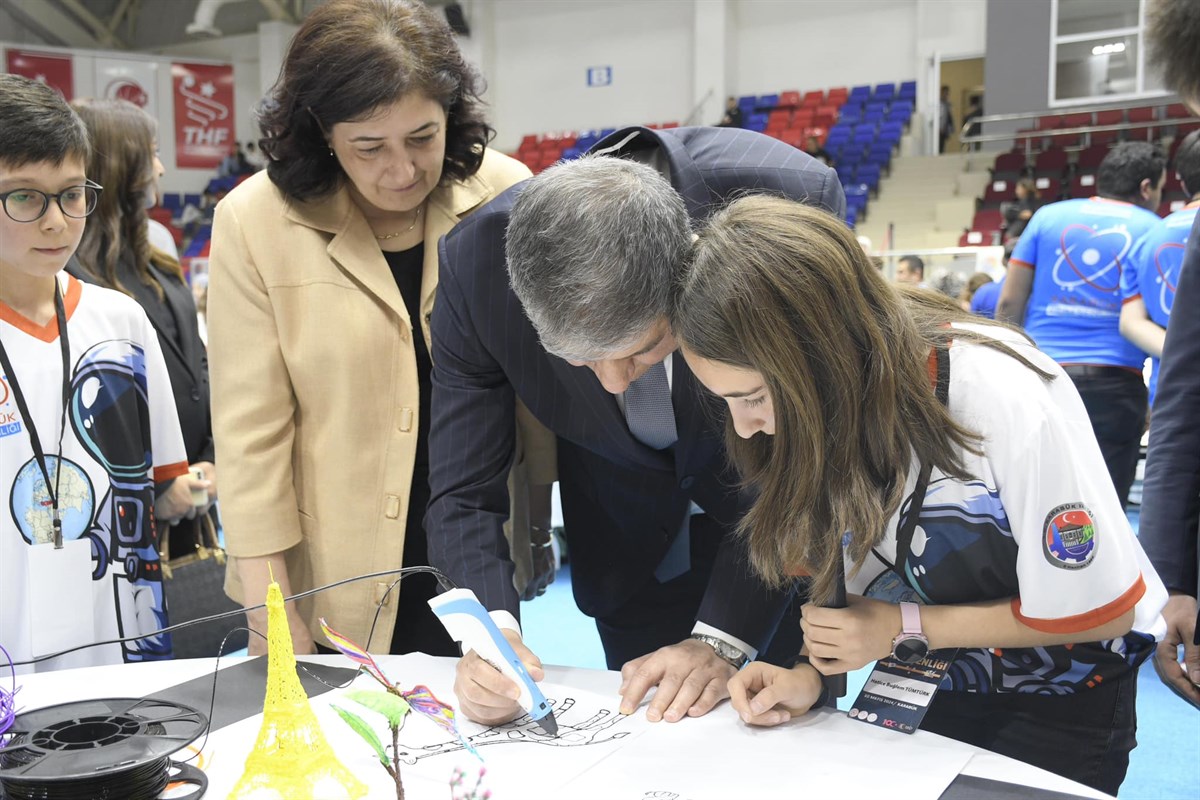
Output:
[385,494,401,519]
[680,475,695,490]
[190,389,201,401]
[399,407,414,432]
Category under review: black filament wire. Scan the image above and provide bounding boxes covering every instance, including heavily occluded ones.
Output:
[0,756,170,800]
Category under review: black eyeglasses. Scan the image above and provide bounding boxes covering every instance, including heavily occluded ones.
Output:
[0,180,103,223]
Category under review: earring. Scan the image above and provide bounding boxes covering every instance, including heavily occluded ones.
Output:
[329,148,335,157]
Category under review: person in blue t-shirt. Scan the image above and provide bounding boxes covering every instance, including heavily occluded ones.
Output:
[997,142,1166,508]
[1120,130,1200,407]
[970,239,1017,319]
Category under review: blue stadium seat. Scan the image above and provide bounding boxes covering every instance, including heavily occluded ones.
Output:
[857,164,882,192]
[561,147,582,160]
[898,80,917,101]
[888,100,914,119]
[599,128,617,139]
[863,108,885,125]
[849,85,871,102]
[845,207,858,228]
[183,193,201,209]
[161,193,182,213]
[756,94,780,110]
[738,95,757,110]
[873,83,896,102]
[746,113,768,132]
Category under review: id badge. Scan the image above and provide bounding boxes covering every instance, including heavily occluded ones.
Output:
[848,648,958,734]
[25,538,95,658]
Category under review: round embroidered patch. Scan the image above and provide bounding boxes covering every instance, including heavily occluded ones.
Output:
[1043,503,1097,569]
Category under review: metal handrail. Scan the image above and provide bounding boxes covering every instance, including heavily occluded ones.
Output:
[961,115,1200,147]
[965,97,1184,127]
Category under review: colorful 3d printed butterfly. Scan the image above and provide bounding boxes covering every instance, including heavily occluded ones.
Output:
[319,619,479,758]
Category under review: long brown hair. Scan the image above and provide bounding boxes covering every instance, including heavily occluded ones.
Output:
[72,99,182,297]
[671,196,1051,603]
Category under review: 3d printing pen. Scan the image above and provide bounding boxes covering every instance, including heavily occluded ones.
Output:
[429,588,559,736]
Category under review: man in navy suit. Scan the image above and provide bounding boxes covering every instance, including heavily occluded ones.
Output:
[1140,0,1200,706]
[427,126,844,725]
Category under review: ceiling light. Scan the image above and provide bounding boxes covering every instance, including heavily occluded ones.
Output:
[1091,42,1126,55]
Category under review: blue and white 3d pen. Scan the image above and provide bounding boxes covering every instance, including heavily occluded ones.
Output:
[428,588,559,735]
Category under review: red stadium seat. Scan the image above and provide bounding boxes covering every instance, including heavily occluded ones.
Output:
[1166,103,1191,119]
[1063,112,1092,128]
[519,133,539,150]
[1159,199,1188,216]
[1095,109,1123,126]
[768,109,792,129]
[806,90,830,107]
[982,179,1012,207]
[792,109,815,127]
[973,209,1004,230]
[1034,147,1068,177]
[1038,115,1063,130]
[778,90,801,109]
[1076,144,1110,171]
[1127,107,1155,123]
[781,128,805,148]
[992,150,1028,179]
[1089,129,1121,147]
[1069,173,1098,198]
[1033,176,1062,199]
[959,230,998,247]
[661,121,680,128]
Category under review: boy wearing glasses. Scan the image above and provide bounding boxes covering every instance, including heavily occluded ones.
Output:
[0,74,187,672]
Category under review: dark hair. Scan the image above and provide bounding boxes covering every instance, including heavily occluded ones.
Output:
[1097,141,1166,201]
[1175,130,1200,197]
[899,254,925,276]
[1016,176,1040,198]
[1147,0,1200,106]
[72,99,183,298]
[671,196,1051,602]
[257,0,492,201]
[0,74,89,169]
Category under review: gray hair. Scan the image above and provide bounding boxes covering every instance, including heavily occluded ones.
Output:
[506,155,692,360]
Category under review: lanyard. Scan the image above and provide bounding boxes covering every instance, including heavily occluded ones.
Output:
[894,343,950,571]
[0,281,71,548]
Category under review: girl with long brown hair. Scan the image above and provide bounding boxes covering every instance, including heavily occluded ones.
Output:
[670,195,1166,795]
[69,100,218,641]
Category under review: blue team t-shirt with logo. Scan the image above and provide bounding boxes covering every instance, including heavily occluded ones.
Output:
[1122,201,1198,404]
[1010,197,1161,369]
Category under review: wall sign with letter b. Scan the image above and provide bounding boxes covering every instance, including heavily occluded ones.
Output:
[587,66,612,87]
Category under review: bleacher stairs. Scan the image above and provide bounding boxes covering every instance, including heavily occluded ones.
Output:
[855,151,991,251]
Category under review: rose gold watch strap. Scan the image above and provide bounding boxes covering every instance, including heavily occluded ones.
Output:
[899,601,922,635]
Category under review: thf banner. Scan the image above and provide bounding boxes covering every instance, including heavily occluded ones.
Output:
[96,58,158,118]
[5,50,74,98]
[171,62,234,169]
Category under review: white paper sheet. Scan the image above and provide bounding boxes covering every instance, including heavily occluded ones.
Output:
[559,705,973,800]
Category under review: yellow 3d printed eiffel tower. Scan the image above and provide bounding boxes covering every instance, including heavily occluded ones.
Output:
[229,579,367,799]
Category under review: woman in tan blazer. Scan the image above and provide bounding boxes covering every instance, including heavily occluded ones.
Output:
[207,0,552,657]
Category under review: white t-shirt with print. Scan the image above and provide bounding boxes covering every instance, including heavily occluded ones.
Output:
[846,323,1167,693]
[1,273,187,673]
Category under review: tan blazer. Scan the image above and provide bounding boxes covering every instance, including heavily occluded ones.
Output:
[208,149,551,649]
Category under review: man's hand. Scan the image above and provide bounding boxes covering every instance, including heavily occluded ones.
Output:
[1152,592,1200,706]
[454,629,545,725]
[728,662,824,726]
[801,595,899,674]
[520,530,557,602]
[618,638,735,723]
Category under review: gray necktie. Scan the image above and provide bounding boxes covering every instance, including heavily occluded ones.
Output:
[623,361,677,450]
[623,361,689,581]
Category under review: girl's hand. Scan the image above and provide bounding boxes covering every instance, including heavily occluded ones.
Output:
[727,662,824,726]
[801,595,902,674]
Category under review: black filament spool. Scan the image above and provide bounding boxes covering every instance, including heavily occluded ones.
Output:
[0,698,208,799]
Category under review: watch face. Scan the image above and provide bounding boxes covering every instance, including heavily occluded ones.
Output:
[892,636,930,664]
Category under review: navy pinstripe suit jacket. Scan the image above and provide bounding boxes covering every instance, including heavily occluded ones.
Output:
[427,126,846,651]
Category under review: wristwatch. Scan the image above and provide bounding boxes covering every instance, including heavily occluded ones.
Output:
[890,601,930,664]
[690,633,749,669]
